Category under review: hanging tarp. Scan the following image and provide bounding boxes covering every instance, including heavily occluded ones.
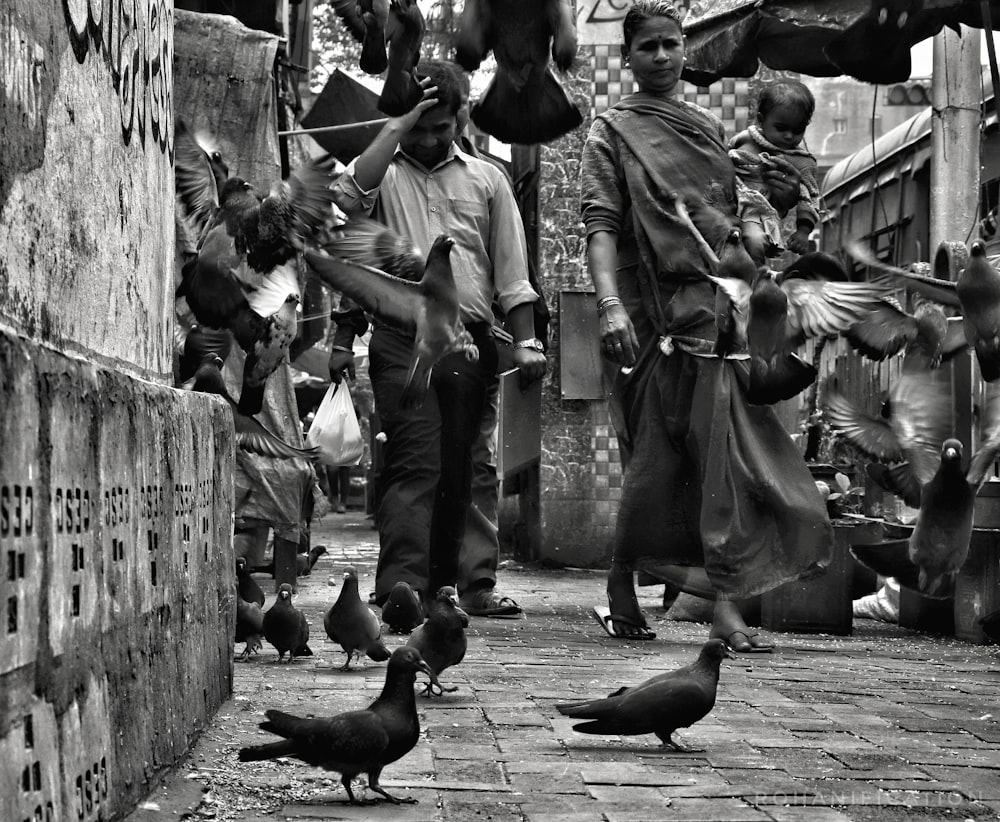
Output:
[683,0,1000,85]
[174,9,312,538]
[299,69,385,165]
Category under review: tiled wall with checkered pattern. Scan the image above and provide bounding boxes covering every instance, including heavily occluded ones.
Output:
[589,44,751,135]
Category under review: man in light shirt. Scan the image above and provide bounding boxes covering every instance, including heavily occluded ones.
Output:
[332,60,546,627]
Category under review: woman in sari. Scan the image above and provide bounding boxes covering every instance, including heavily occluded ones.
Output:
[581,0,832,650]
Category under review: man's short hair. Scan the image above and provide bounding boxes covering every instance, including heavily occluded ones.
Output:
[415,60,465,115]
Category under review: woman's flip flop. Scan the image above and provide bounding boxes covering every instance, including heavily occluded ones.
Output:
[591,605,656,640]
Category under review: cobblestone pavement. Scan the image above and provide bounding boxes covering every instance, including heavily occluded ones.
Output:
[129,512,1000,822]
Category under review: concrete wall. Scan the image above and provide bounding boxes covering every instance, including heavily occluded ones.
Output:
[1,3,238,820]
[1,0,175,381]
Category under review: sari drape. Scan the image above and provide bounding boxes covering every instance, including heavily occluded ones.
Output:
[592,94,832,599]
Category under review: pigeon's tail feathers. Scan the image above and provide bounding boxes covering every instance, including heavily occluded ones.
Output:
[398,357,432,411]
[238,739,297,761]
[555,698,616,720]
[247,263,300,318]
[568,719,625,735]
[367,640,391,663]
[746,354,817,405]
[471,66,582,145]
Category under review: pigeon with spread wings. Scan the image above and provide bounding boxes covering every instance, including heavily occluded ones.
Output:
[304,231,478,411]
[178,156,337,414]
[825,367,1000,596]
[191,354,320,462]
[707,264,894,404]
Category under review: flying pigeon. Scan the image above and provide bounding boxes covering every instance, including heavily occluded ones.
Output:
[238,646,434,805]
[455,0,582,144]
[305,233,478,411]
[556,639,735,751]
[825,370,1000,596]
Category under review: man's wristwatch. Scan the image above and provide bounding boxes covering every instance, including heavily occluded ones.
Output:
[513,337,545,352]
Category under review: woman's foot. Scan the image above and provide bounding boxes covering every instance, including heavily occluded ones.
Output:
[709,599,774,653]
[599,565,656,639]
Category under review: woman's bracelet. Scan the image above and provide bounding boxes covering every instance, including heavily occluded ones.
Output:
[596,295,623,314]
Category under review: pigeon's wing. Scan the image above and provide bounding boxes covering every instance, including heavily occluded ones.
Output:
[260,709,390,761]
[782,278,895,346]
[940,318,970,362]
[455,0,492,71]
[845,240,962,308]
[968,380,1000,488]
[329,0,369,41]
[321,217,425,282]
[843,298,916,361]
[890,364,954,486]
[824,388,903,461]
[867,461,922,508]
[174,120,220,232]
[281,156,339,241]
[620,675,714,729]
[245,263,300,319]
[304,248,420,335]
[234,413,319,461]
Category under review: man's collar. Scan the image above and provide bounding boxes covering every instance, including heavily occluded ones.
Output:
[395,142,471,172]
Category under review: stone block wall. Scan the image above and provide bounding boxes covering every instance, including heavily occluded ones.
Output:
[0,332,235,822]
[1,3,238,819]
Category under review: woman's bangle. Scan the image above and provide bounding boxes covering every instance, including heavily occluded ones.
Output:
[596,295,623,314]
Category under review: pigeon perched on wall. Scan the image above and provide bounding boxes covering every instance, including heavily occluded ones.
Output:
[236,556,266,608]
[235,595,265,660]
[263,583,313,663]
[238,646,433,804]
[406,586,468,696]
[305,234,478,411]
[191,355,320,461]
[324,567,392,670]
[555,639,735,750]
[455,0,582,144]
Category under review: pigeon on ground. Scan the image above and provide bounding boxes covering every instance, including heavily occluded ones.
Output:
[191,355,320,461]
[305,234,478,411]
[238,646,434,805]
[236,556,266,607]
[980,608,1000,644]
[380,581,424,634]
[455,0,581,144]
[298,544,328,576]
[235,595,265,660]
[263,583,313,663]
[825,371,1000,596]
[406,586,468,696]
[555,639,735,751]
[324,567,392,670]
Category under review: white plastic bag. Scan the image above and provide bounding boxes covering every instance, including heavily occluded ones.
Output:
[307,382,364,467]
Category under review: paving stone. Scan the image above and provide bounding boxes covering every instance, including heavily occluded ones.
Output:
[121,514,1000,822]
